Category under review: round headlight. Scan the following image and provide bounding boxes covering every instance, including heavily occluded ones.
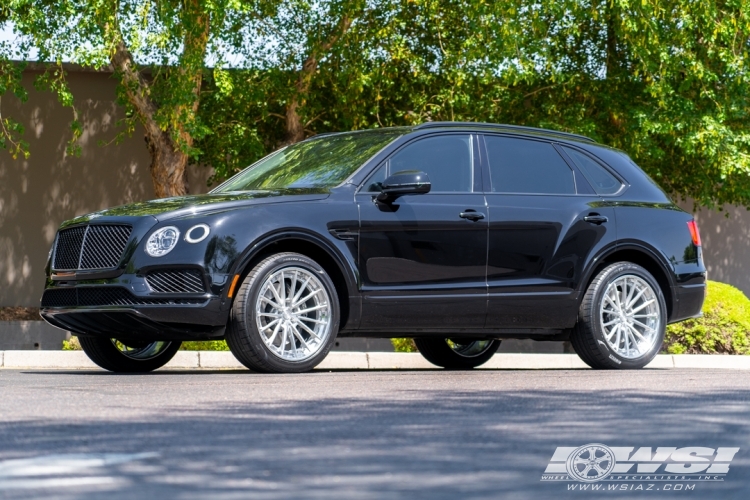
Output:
[145,226,180,257]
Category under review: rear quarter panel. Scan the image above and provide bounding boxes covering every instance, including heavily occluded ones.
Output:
[578,144,706,322]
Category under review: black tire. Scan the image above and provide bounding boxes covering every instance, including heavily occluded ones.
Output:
[226,252,340,373]
[571,262,667,369]
[414,338,501,369]
[79,337,181,372]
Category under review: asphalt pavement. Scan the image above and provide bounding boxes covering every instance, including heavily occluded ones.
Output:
[1,368,749,499]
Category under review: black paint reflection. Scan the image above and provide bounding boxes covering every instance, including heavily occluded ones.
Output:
[205,235,239,273]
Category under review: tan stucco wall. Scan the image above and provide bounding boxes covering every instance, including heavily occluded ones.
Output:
[677,200,750,297]
[0,70,213,306]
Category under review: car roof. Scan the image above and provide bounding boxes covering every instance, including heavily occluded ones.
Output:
[306,122,596,145]
[413,122,597,143]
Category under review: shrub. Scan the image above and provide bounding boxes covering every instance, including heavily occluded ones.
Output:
[180,340,229,351]
[663,280,750,355]
[391,338,417,352]
[62,337,81,350]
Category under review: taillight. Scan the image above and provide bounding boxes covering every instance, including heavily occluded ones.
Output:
[687,220,701,246]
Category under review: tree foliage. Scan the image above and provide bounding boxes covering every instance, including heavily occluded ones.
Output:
[2,0,750,208]
[2,0,260,196]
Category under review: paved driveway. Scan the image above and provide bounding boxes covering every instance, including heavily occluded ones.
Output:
[0,369,748,499]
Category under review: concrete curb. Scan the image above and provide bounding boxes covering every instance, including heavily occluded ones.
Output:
[1,351,749,370]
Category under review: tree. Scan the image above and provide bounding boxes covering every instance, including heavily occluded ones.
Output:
[196,0,376,181]
[0,5,29,160]
[471,0,750,209]
[3,0,267,197]
[309,0,750,208]
[3,1,750,207]
[377,0,750,209]
[0,58,28,160]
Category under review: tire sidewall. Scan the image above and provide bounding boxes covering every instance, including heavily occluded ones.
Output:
[587,263,666,369]
[240,254,340,372]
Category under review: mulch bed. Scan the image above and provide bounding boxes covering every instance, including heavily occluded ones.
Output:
[0,307,42,321]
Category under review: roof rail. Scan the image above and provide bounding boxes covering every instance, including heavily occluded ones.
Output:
[414,122,596,143]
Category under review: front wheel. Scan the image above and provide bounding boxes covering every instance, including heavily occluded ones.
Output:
[226,252,340,373]
[571,262,666,369]
[79,337,181,372]
[414,338,501,369]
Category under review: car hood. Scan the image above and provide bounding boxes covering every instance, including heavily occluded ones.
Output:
[63,188,331,226]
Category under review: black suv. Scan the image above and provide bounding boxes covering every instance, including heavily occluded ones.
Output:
[40,122,706,372]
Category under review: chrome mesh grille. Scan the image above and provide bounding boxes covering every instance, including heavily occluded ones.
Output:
[146,270,205,294]
[52,225,132,271]
[41,287,206,308]
[53,227,86,270]
[80,225,132,269]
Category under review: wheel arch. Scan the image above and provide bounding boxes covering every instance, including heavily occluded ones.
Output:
[229,231,358,330]
[581,244,676,320]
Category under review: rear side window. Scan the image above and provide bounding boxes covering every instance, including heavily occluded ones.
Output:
[562,147,622,195]
[484,136,575,194]
[389,135,473,192]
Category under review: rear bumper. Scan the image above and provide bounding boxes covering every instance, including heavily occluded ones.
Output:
[669,282,707,324]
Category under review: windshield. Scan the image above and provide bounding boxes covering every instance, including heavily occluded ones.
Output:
[212,130,402,192]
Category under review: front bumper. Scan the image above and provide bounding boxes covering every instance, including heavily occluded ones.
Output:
[41,300,227,341]
[40,274,232,341]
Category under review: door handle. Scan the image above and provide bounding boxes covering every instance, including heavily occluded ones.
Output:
[459,211,485,221]
[583,214,608,225]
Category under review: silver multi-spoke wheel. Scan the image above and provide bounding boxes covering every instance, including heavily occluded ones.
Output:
[227,253,340,373]
[110,339,173,360]
[255,266,332,362]
[600,274,661,359]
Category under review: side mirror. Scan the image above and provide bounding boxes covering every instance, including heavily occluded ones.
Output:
[376,170,431,203]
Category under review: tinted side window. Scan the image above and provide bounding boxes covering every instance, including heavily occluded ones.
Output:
[563,147,622,195]
[485,136,575,194]
[389,135,473,192]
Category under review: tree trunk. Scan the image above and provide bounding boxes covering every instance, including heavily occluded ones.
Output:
[282,15,352,146]
[107,2,208,198]
[284,97,305,145]
[605,5,618,78]
[145,132,190,198]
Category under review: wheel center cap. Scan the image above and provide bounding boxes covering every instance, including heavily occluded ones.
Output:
[282,310,292,321]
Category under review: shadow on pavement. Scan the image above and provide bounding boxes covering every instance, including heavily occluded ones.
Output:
[0,373,748,499]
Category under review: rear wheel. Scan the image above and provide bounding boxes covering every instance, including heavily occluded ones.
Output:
[414,338,501,369]
[571,262,666,369]
[79,337,181,372]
